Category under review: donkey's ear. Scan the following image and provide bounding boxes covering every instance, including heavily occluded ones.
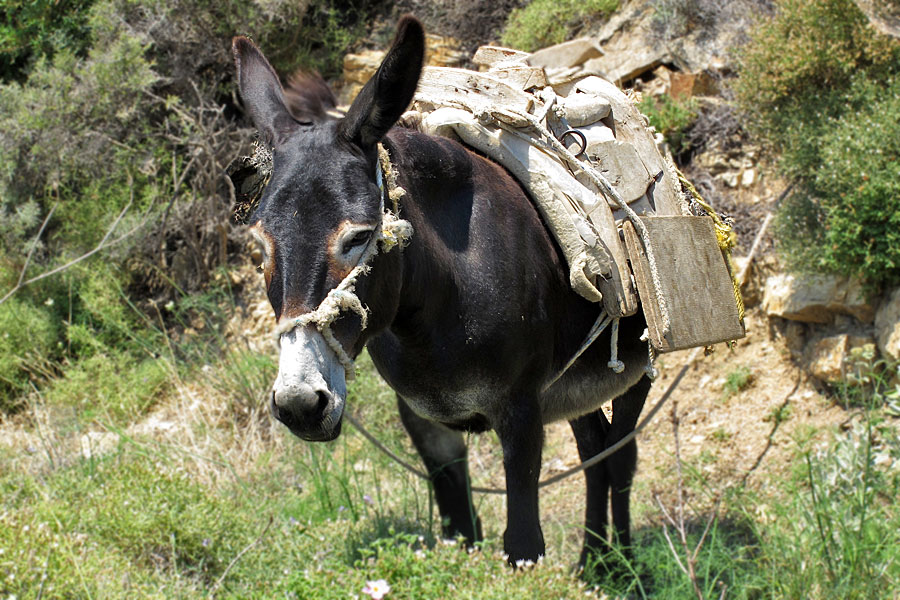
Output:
[233,36,300,146]
[339,16,424,149]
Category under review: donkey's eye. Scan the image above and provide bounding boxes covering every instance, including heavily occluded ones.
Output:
[342,229,373,255]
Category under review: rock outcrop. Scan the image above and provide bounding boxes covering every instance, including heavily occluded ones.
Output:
[875,288,900,362]
[763,273,876,324]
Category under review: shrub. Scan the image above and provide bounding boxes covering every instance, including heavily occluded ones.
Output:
[501,0,618,52]
[638,93,698,157]
[0,0,381,412]
[0,297,59,408]
[735,0,900,290]
[0,0,96,81]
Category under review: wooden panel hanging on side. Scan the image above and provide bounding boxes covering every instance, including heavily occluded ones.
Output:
[622,216,745,352]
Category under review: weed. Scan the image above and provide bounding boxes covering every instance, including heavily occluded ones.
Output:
[762,401,792,425]
[501,0,618,52]
[638,94,698,156]
[721,365,754,401]
[832,347,899,410]
[710,428,732,443]
[752,414,900,599]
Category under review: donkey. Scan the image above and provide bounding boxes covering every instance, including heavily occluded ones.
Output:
[232,16,652,567]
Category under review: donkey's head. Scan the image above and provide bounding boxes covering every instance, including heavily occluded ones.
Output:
[233,17,424,441]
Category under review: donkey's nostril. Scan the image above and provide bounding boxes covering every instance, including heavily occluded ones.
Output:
[272,382,332,422]
[315,390,329,416]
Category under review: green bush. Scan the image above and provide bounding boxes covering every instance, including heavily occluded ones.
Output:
[735,0,900,290]
[0,297,59,407]
[638,93,698,156]
[501,0,618,52]
[0,0,96,81]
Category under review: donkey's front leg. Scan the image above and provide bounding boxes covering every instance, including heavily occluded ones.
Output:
[397,395,482,545]
[496,400,545,564]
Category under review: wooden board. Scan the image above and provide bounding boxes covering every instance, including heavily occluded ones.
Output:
[623,216,745,352]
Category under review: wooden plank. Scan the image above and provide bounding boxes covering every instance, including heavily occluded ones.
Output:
[623,216,745,352]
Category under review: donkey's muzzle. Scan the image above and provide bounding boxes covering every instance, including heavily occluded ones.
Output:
[271,383,342,441]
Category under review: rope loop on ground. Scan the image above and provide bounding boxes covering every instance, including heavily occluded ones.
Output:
[346,347,701,495]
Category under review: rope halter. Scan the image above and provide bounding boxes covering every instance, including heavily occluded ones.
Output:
[273,143,413,379]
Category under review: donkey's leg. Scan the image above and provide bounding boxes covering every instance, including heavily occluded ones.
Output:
[569,409,612,567]
[606,375,651,556]
[397,395,482,544]
[496,399,545,564]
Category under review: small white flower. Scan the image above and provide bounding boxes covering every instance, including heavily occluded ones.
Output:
[362,579,391,599]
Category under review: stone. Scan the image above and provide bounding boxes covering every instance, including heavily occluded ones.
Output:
[342,34,465,103]
[527,38,604,70]
[854,0,900,38]
[740,167,756,188]
[875,287,900,361]
[669,71,720,100]
[807,334,877,383]
[763,273,876,324]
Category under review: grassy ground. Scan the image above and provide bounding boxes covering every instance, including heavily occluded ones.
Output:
[2,291,899,599]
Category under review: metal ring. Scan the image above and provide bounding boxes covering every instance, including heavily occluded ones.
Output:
[560,129,587,159]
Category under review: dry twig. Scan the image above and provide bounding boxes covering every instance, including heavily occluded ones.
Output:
[654,399,726,600]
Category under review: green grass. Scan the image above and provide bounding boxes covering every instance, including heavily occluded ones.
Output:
[501,0,619,52]
[3,298,900,598]
[721,365,754,401]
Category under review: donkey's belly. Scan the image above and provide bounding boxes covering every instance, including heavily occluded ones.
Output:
[538,361,646,424]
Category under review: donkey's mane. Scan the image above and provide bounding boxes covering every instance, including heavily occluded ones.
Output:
[284,69,423,131]
[284,70,338,121]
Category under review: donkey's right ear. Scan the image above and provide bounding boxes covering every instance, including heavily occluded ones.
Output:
[233,37,300,147]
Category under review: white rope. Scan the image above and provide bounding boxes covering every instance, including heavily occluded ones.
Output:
[542,310,612,392]
[607,317,625,373]
[489,106,672,336]
[273,144,413,379]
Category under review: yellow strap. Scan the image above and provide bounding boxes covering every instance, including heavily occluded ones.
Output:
[676,168,745,323]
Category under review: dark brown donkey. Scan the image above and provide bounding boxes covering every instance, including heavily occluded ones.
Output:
[232,16,652,568]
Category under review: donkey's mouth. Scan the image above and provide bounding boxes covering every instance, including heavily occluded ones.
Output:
[270,389,345,442]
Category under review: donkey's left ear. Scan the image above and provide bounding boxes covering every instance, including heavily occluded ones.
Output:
[339,15,424,149]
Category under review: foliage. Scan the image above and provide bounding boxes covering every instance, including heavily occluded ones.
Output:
[721,365,754,399]
[0,0,382,413]
[0,0,96,81]
[501,0,618,52]
[0,297,59,408]
[752,417,900,599]
[638,93,698,157]
[735,0,900,290]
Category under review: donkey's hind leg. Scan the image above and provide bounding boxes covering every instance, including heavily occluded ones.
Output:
[608,375,650,554]
[570,409,612,567]
[397,395,482,545]
[569,375,651,568]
